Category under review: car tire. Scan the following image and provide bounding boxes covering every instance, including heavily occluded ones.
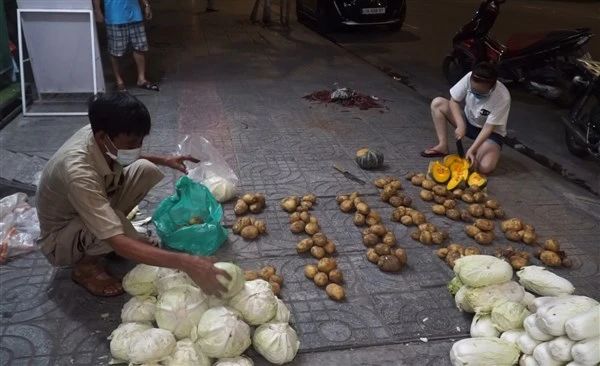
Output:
[317,2,330,34]
[387,1,406,31]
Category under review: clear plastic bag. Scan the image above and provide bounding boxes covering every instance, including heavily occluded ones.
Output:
[0,193,40,264]
[177,135,239,203]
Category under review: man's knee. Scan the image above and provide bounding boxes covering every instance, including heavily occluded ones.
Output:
[131,159,164,184]
[431,97,449,111]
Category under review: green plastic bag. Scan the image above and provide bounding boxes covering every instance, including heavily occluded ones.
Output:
[152,176,228,256]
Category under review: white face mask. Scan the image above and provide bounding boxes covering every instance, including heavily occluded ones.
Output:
[105,137,141,166]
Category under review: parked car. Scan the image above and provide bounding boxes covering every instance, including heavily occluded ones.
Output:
[296,0,407,33]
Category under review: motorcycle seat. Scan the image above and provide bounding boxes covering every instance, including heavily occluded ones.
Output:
[505,30,587,56]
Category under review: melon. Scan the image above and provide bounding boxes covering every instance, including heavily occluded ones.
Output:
[428,161,451,184]
[356,148,384,170]
[443,155,462,167]
[446,174,464,191]
[467,172,487,188]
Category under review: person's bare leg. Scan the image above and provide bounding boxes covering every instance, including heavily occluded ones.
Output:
[109,55,125,87]
[133,51,147,85]
[73,255,123,296]
[426,97,458,154]
[475,141,501,174]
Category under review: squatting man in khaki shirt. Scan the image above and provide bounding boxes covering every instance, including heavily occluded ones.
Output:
[36,93,230,297]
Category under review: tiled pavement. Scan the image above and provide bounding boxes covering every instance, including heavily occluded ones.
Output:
[1,0,599,365]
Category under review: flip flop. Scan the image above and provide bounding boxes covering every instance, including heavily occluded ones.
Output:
[137,81,160,91]
[71,269,124,297]
[116,84,128,93]
[420,148,448,158]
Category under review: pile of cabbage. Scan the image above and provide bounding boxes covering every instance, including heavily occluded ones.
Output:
[448,256,599,366]
[109,262,300,365]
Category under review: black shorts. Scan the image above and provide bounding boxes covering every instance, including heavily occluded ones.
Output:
[465,121,504,148]
[105,21,148,57]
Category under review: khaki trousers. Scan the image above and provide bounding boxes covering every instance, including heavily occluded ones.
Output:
[42,159,164,266]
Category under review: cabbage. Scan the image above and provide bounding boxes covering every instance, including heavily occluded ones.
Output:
[108,322,153,362]
[517,332,542,355]
[533,342,563,366]
[273,298,291,323]
[535,295,599,336]
[521,292,537,313]
[191,306,251,358]
[162,338,211,366]
[214,262,245,299]
[491,301,531,332]
[517,266,575,297]
[465,281,525,314]
[229,280,277,325]
[127,328,176,364]
[253,323,300,365]
[453,255,513,288]
[470,314,500,338]
[122,264,160,296]
[447,277,464,295]
[500,329,525,345]
[519,354,539,366]
[571,336,600,365]
[156,285,209,339]
[156,268,194,294]
[204,176,235,203]
[548,336,575,362]
[121,296,157,323]
[565,305,600,341]
[524,314,553,342]
[213,356,254,366]
[449,337,520,366]
[455,285,474,313]
[207,295,228,308]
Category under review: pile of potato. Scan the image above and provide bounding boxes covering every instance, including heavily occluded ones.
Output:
[304,258,345,301]
[464,218,495,245]
[232,216,267,240]
[492,246,531,270]
[244,265,284,297]
[234,193,267,215]
[410,222,449,246]
[295,232,337,259]
[534,239,572,268]
[280,194,317,213]
[500,218,537,245]
[390,206,426,226]
[436,243,481,268]
[374,177,413,207]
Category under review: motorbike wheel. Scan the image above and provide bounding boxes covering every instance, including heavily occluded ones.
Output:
[442,54,471,85]
[565,127,590,158]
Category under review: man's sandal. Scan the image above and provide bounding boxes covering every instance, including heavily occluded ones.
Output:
[71,269,124,297]
[420,148,448,158]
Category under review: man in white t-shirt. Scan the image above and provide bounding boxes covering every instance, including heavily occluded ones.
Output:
[421,62,511,174]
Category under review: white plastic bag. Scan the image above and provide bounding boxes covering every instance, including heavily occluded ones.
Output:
[177,135,238,202]
[0,193,40,263]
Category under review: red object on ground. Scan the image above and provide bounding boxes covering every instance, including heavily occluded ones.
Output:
[303,89,383,110]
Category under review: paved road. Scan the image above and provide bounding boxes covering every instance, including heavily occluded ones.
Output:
[308,0,600,194]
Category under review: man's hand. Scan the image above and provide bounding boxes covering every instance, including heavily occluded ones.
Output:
[183,256,231,297]
[144,5,153,20]
[162,155,200,174]
[94,11,104,23]
[455,126,466,141]
[466,148,478,167]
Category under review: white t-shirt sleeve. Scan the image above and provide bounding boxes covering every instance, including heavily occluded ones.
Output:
[449,72,471,102]
[486,98,511,127]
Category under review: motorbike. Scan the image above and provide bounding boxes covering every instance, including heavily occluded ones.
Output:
[442,0,593,106]
[564,59,600,159]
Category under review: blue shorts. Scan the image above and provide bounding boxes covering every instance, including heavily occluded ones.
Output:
[465,122,504,148]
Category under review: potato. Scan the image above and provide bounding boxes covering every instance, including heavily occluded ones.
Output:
[241,225,259,240]
[254,220,267,234]
[473,192,487,203]
[289,212,302,223]
[431,232,444,245]
[378,255,403,272]
[493,209,506,219]
[318,258,337,273]
[447,243,463,254]
[391,210,403,222]
[260,266,276,281]
[437,248,449,259]
[232,221,245,235]
[501,218,524,233]
[432,204,446,215]
[383,184,398,196]
[383,232,396,247]
[380,191,393,203]
[281,198,298,213]
[420,190,434,202]
[234,200,249,215]
[561,257,573,269]
[336,195,349,204]
[443,199,457,209]
[340,200,355,213]
[309,216,319,225]
[239,217,253,228]
[300,211,311,223]
[366,215,381,227]
[270,274,284,286]
[290,221,306,234]
[326,283,345,301]
[314,272,329,287]
[324,240,337,254]
[374,178,389,188]
[475,218,495,232]
[375,243,391,256]
[298,201,312,212]
[485,199,500,210]
[432,185,447,197]
[400,215,414,226]
[460,210,474,223]
[392,248,407,265]
[453,189,464,197]
[445,251,462,268]
[353,197,363,207]
[515,251,530,260]
[366,248,380,263]
[474,232,494,245]
[523,224,535,232]
[249,203,262,214]
[243,193,257,205]
[418,223,437,233]
[411,175,426,186]
[311,246,326,259]
[464,246,481,256]
[510,256,528,270]
[410,230,421,241]
[390,180,402,190]
[541,250,562,267]
[412,212,427,225]
[370,224,387,237]
[440,229,450,240]
[465,225,481,238]
[419,231,433,245]
[304,264,319,279]
[302,194,317,204]
[505,230,522,242]
[461,194,474,204]
[446,209,461,221]
[255,193,266,207]
[368,210,381,221]
[362,227,372,237]
[468,204,484,218]
[533,246,544,259]
[421,179,435,190]
[389,195,404,208]
[352,202,369,215]
[402,196,413,207]
[305,222,320,236]
[296,238,314,253]
[328,269,344,285]
[522,230,537,245]
[363,233,379,247]
[244,270,259,281]
[544,239,560,252]
[312,233,327,247]
[270,282,281,296]
[433,195,446,205]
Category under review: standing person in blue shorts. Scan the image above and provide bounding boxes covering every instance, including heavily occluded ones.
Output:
[93,0,159,92]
